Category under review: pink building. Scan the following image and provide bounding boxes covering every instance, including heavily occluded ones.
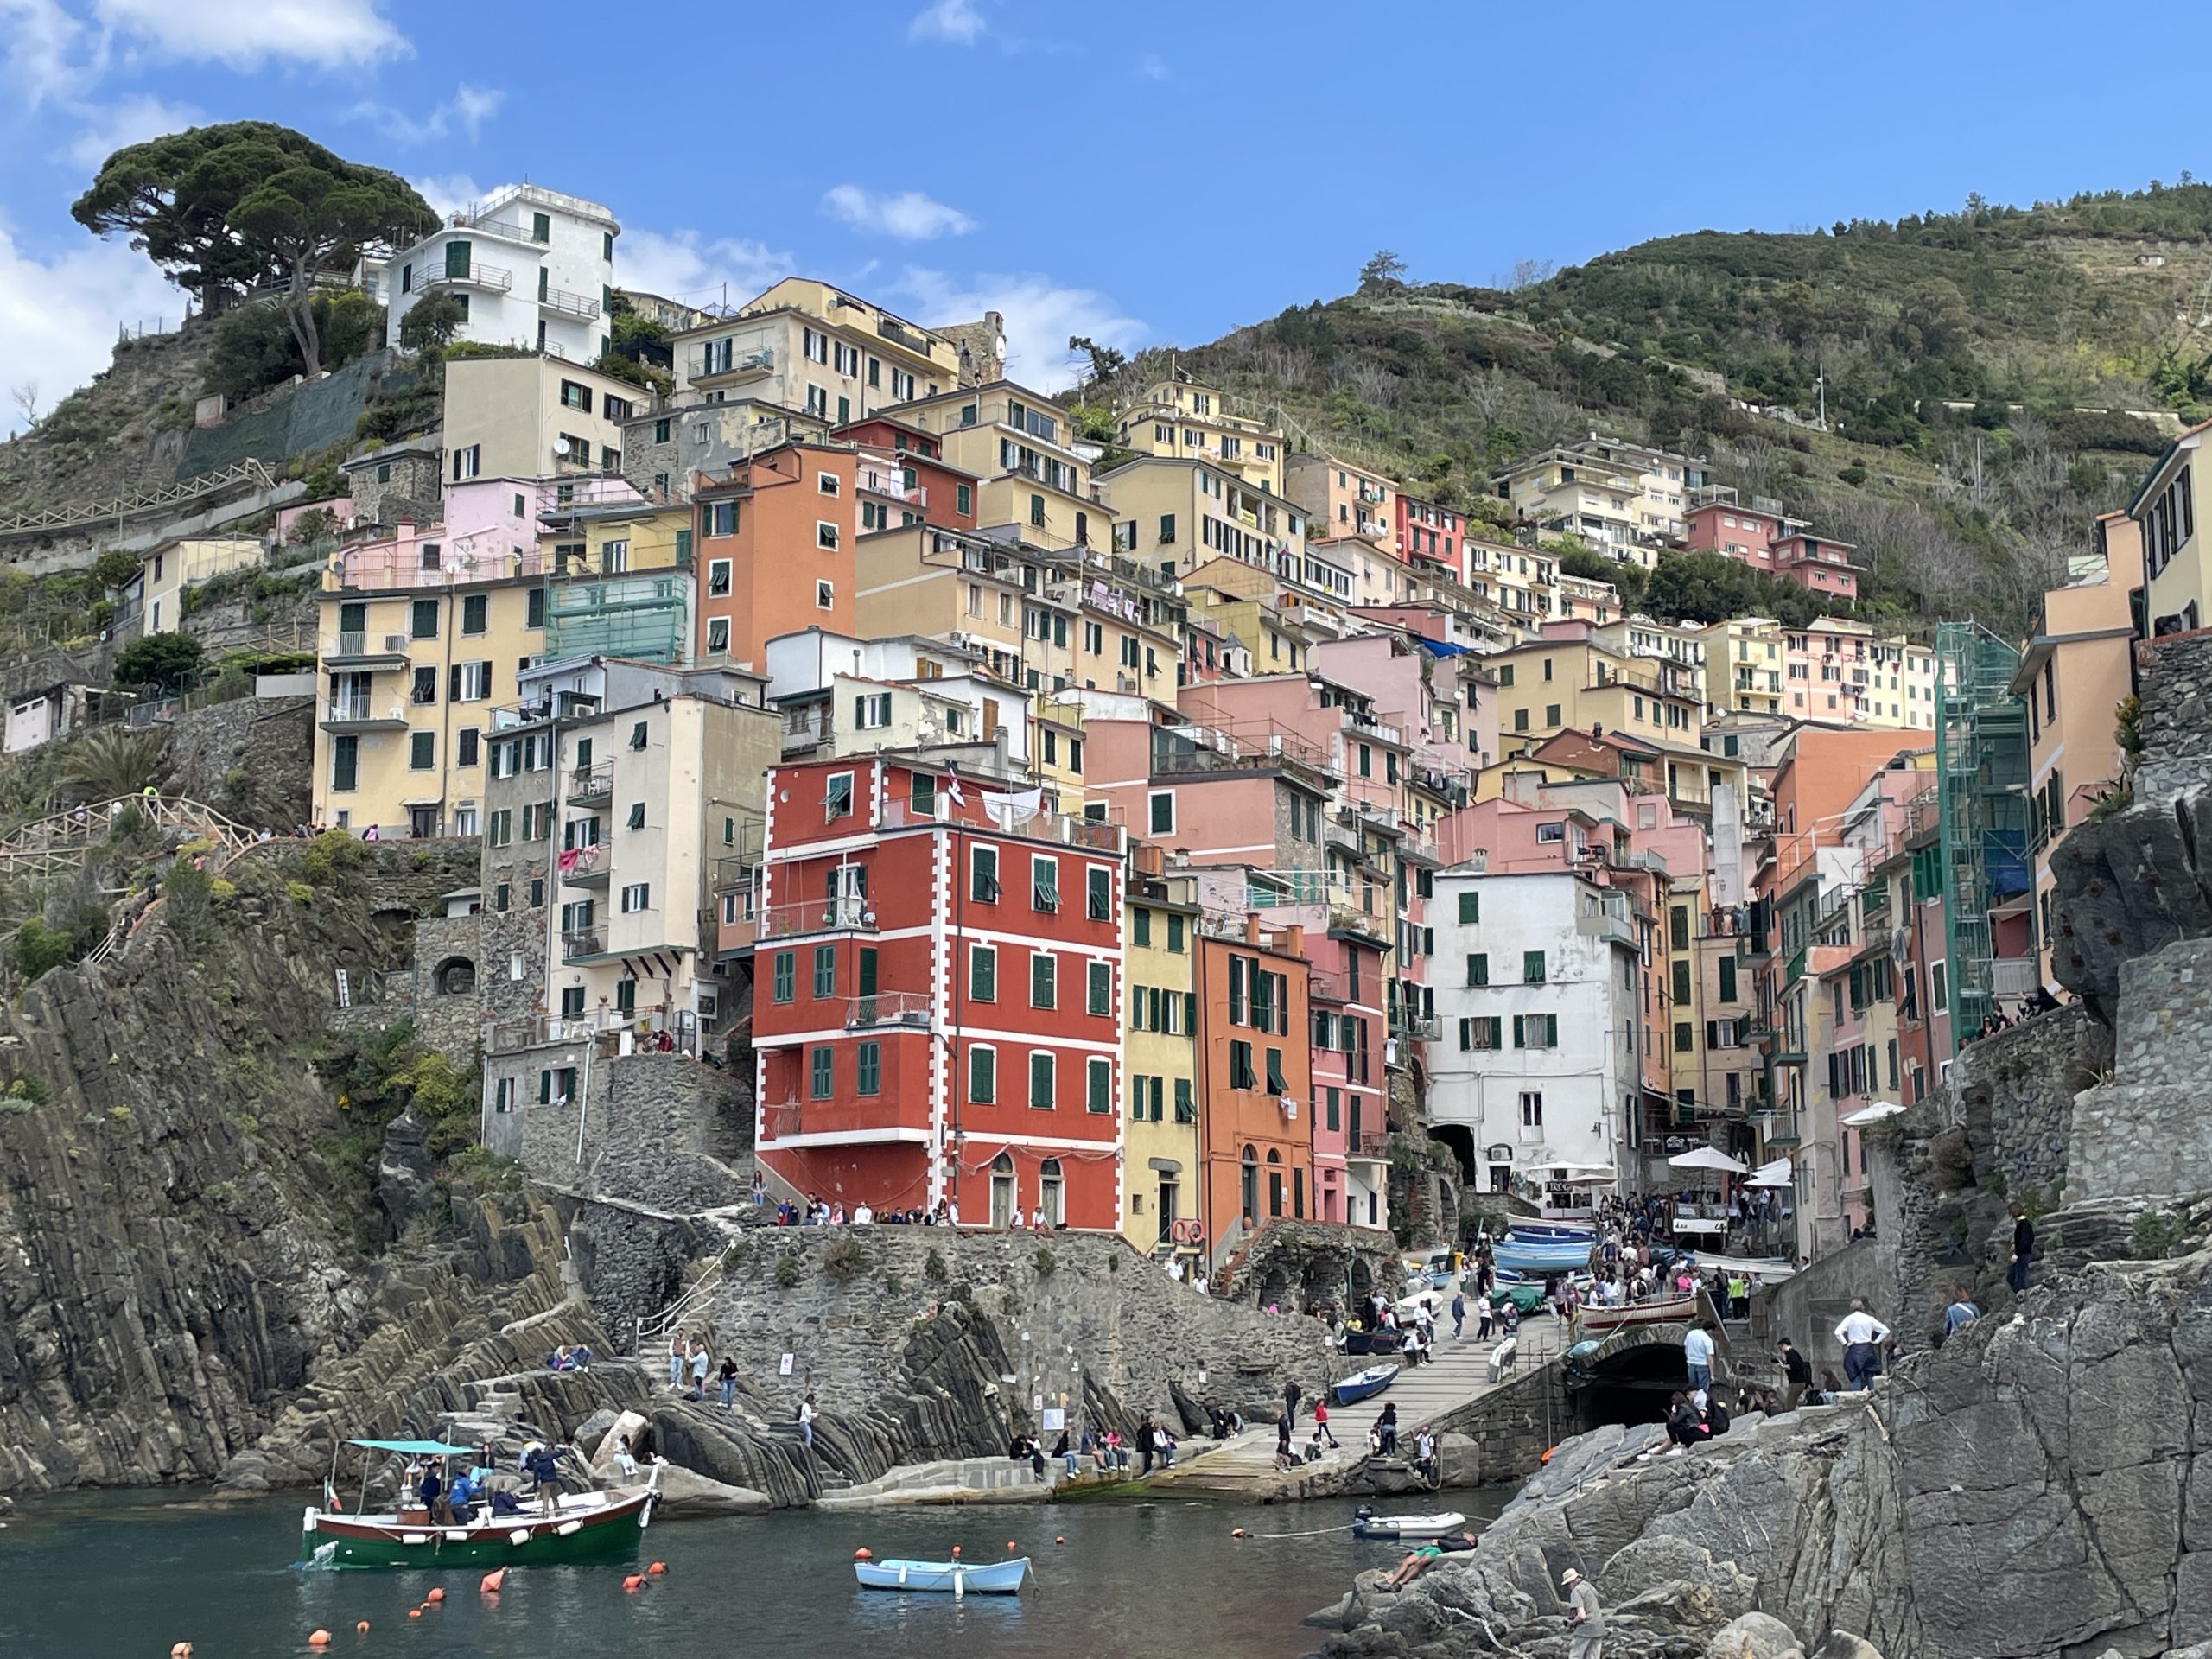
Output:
[1393,493,1463,582]
[1685,500,1793,569]
[1771,531,1859,601]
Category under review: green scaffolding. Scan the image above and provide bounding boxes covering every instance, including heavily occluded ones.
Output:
[1933,620,2029,1059]
[542,574,690,666]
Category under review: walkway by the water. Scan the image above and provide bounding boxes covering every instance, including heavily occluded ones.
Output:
[1149,1311,1568,1498]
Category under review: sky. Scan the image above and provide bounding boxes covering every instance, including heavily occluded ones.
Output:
[0,0,2193,412]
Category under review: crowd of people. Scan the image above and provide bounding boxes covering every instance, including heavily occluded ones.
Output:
[397,1440,583,1525]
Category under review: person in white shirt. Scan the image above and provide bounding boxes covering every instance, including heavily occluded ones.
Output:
[1681,1321,1717,1392]
[798,1392,818,1450]
[851,1203,873,1224]
[1834,1300,1891,1390]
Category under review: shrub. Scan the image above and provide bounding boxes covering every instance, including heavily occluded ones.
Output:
[1838,464,1869,486]
[773,1253,803,1289]
[208,878,237,900]
[885,1271,903,1297]
[1034,1248,1057,1278]
[13,919,74,982]
[106,1105,131,1123]
[286,880,315,904]
[924,1248,949,1282]
[823,1233,865,1280]
[300,829,366,883]
[113,632,205,693]
[2131,1208,2184,1260]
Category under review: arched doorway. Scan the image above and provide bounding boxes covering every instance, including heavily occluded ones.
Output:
[1039,1158,1064,1228]
[990,1152,1016,1228]
[434,956,476,995]
[1266,1147,1284,1217]
[1239,1146,1257,1224]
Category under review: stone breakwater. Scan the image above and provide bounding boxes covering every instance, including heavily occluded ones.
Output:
[1308,1241,2212,1659]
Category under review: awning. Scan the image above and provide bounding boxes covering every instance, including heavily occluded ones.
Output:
[1840,1102,1904,1128]
[347,1438,477,1457]
[1748,1157,1794,1189]
[1668,1147,1750,1173]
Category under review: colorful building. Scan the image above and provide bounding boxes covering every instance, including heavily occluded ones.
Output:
[1115,379,1287,496]
[1192,917,1314,1255]
[1121,867,1202,1256]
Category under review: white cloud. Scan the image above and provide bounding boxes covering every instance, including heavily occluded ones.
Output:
[351,81,505,147]
[2,0,86,106]
[907,0,983,44]
[893,268,1144,391]
[616,228,791,310]
[820,185,976,244]
[0,220,179,420]
[59,92,201,169]
[1138,54,1168,80]
[411,175,504,221]
[92,0,408,70]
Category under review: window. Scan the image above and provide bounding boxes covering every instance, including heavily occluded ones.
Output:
[450,660,492,702]
[824,772,853,818]
[1229,1039,1255,1090]
[810,1046,834,1099]
[488,810,513,849]
[330,734,359,791]
[972,845,1000,902]
[818,471,841,497]
[1166,912,1185,953]
[1512,1014,1560,1048]
[620,882,651,913]
[1458,1016,1503,1051]
[1466,953,1489,987]
[856,1041,882,1096]
[1523,950,1546,984]
[559,378,592,413]
[1086,865,1110,921]
[1520,1090,1544,1128]
[816,580,835,609]
[1718,957,1738,1002]
[772,950,795,1002]
[1264,1046,1287,1093]
[1087,959,1112,1016]
[708,558,732,596]
[1147,791,1174,835]
[854,692,892,730]
[1931,960,1949,1014]
[969,943,997,1001]
[1031,855,1058,912]
[956,483,972,516]
[1173,1077,1195,1122]
[1535,822,1565,844]
[452,444,480,481]
[1087,1057,1112,1115]
[531,211,550,242]
[409,731,435,770]
[1030,494,1046,528]
[969,1046,996,1103]
[410,598,439,639]
[1030,951,1057,1008]
[1131,906,1151,947]
[1029,1052,1055,1110]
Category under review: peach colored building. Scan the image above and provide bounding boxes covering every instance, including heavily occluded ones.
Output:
[692,443,860,671]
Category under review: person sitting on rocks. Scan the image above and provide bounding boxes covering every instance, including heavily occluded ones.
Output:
[613,1435,639,1479]
[1381,1532,1477,1588]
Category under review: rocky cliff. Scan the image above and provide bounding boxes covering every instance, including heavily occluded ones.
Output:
[0,838,606,1494]
[1315,1236,2212,1659]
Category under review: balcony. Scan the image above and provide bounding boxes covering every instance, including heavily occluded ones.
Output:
[859,469,926,505]
[1308,969,1346,1005]
[561,853,609,888]
[323,632,411,668]
[567,761,614,805]
[715,853,759,891]
[1350,1128,1391,1160]
[759,895,876,939]
[1574,905,1636,950]
[876,315,932,355]
[845,991,935,1030]
[424,262,512,295]
[537,284,602,321]
[691,347,774,385]
[1398,1015,1441,1042]
[321,698,409,732]
[562,930,606,961]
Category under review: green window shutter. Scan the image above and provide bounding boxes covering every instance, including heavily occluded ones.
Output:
[1484,1017,1502,1049]
[1467,953,1487,987]
[1523,950,1545,983]
[856,1042,881,1096]
[1547,1014,1559,1046]
[1719,957,1737,1002]
[1458,1018,1471,1052]
[1512,1014,1525,1048]
[1184,992,1198,1034]
[1173,1077,1194,1122]
[969,1046,995,1103]
[1087,1060,1110,1114]
[1672,959,1692,1003]
[1458,891,1479,924]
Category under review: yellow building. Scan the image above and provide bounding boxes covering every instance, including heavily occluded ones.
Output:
[1182,557,1313,675]
[853,523,1027,683]
[1033,689,1090,817]
[2131,417,2212,636]
[313,528,545,839]
[1702,616,1787,717]
[1463,535,1560,626]
[894,381,1106,550]
[443,354,644,484]
[1284,453,1397,550]
[137,535,264,637]
[668,276,965,421]
[1116,379,1286,495]
[1122,872,1202,1259]
[1098,454,1308,582]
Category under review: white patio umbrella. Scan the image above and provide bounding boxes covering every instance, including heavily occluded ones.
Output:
[1747,1157,1794,1189]
[1667,1146,1750,1173]
[1840,1102,1905,1128]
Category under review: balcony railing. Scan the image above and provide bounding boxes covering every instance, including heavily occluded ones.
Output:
[845,991,934,1029]
[567,761,614,804]
[538,284,602,320]
[859,470,925,505]
[690,347,774,382]
[759,895,875,939]
[1351,1129,1390,1159]
[425,262,512,293]
[876,315,931,354]
[1399,1015,1441,1042]
[323,699,406,727]
[562,931,606,959]
[715,853,760,890]
[327,631,411,660]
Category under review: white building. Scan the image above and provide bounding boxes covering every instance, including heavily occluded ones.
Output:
[369,185,619,365]
[1427,869,1643,1213]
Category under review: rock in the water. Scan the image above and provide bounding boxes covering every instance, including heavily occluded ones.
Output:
[1708,1611,1807,1658]
[632,1461,771,1517]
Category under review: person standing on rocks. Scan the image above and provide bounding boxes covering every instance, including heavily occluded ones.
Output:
[1942,1287,1980,1342]
[1777,1338,1811,1413]
[1560,1567,1605,1658]
[1313,1398,1339,1449]
[1834,1300,1891,1390]
[2008,1201,2035,1294]
[1681,1319,1716,1394]
[668,1329,687,1389]
[798,1391,818,1450]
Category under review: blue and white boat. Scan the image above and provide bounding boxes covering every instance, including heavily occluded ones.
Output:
[1332,1363,1400,1405]
[1491,1231,1594,1274]
[855,1555,1030,1595]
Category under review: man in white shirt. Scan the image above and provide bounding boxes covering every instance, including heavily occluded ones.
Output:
[1834,1300,1891,1390]
[1681,1321,1716,1392]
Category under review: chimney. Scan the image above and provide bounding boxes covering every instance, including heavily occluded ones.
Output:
[1284,925,1305,958]
[1243,914,1261,946]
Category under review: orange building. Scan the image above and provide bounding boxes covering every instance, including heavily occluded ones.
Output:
[692,442,860,671]
[1193,919,1314,1254]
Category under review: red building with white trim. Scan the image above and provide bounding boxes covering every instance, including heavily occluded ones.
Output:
[753,757,1127,1228]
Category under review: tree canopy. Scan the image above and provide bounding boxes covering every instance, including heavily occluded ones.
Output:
[73,122,435,374]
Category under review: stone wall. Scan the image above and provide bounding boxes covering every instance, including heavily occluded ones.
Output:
[1949,1002,2108,1206]
[1427,1351,1571,1483]
[2069,935,2212,1201]
[516,1048,753,1212]
[1751,1236,1891,1379]
[1217,1217,1400,1311]
[563,1193,728,1344]
[393,913,485,1062]
[2133,630,2212,804]
[156,694,314,830]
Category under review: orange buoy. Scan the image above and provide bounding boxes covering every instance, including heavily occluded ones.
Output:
[950,1545,962,1558]
[647,1560,664,1576]
[408,1610,421,1619]
[1054,1535,1065,1545]
[1231,1527,1248,1539]
[854,1548,873,1561]
[171,1645,193,1657]
[308,1632,332,1648]
[480,1568,505,1594]
[623,1573,645,1591]
[425,1587,444,1604]
[1005,1540,1017,1552]
[355,1621,370,1633]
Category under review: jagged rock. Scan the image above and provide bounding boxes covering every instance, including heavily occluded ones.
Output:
[375,1109,439,1234]
[1808,1637,1883,1659]
[1707,1612,1807,1658]
[632,1460,771,1517]
[1601,1535,1758,1619]
[575,1408,620,1453]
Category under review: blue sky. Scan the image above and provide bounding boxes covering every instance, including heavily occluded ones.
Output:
[0,0,2190,414]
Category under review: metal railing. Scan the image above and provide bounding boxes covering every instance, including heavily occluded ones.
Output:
[538,284,602,320]
[1351,1129,1390,1159]
[328,631,410,658]
[845,991,934,1029]
[563,931,606,959]
[759,895,875,938]
[426,262,512,293]
[876,315,933,354]
[324,698,403,724]
[567,761,614,803]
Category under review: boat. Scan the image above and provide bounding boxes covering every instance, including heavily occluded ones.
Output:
[300,1440,658,1569]
[1352,1506,1469,1541]
[1332,1363,1401,1405]
[855,1555,1030,1594]
[1491,1233,1596,1275]
[1506,1221,1594,1241]
[1573,1294,1701,1336]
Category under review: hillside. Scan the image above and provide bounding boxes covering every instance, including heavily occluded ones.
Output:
[1163,182,2212,632]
